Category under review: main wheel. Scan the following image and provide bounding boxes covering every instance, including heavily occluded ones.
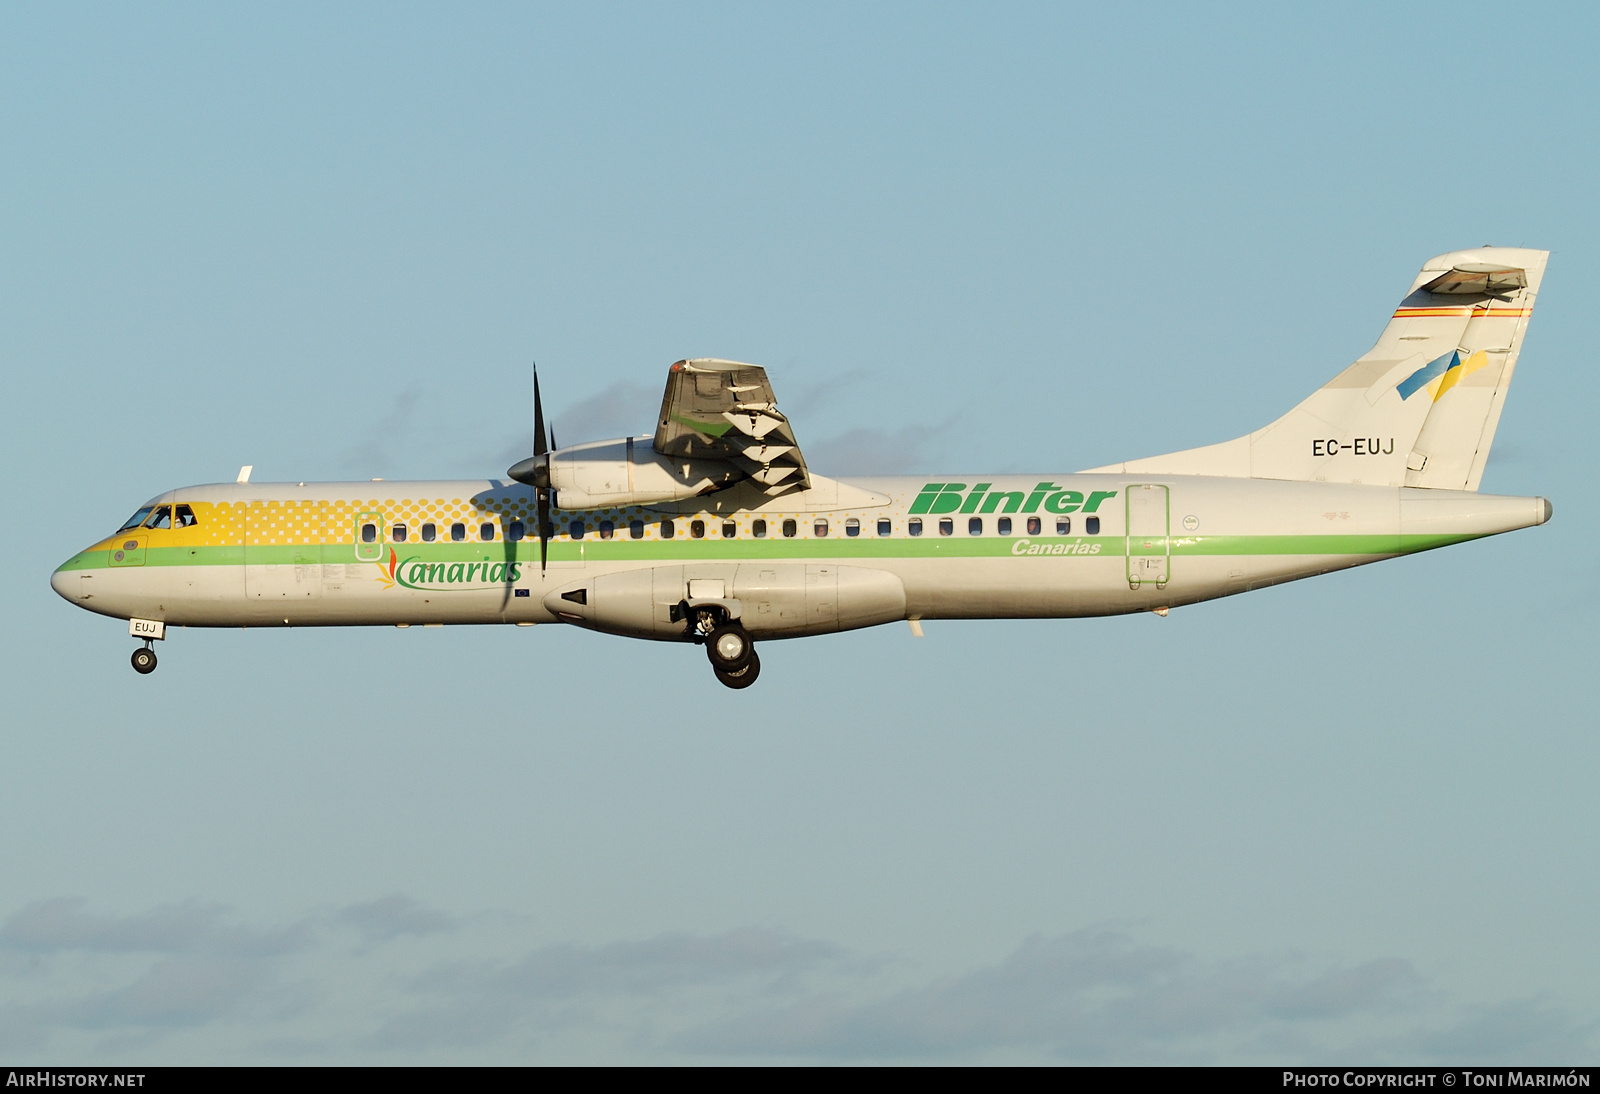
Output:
[131,647,157,674]
[704,624,752,672]
[714,650,760,689]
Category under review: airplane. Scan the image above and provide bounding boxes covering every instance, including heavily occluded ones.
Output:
[52,247,1553,688]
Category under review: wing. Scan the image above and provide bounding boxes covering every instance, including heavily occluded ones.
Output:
[653,359,810,496]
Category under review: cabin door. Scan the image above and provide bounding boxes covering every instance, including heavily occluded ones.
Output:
[243,499,323,603]
[1125,484,1170,589]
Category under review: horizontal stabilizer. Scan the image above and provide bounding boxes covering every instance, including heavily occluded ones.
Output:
[1421,263,1527,295]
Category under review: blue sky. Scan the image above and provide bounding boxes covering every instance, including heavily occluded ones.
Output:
[2,2,1596,1063]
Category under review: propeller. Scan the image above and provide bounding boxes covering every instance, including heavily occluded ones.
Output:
[533,369,553,572]
[507,365,556,573]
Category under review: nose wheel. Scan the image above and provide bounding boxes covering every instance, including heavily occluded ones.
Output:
[131,642,157,675]
[705,624,760,688]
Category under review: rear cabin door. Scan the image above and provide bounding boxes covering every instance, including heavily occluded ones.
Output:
[1125,484,1170,589]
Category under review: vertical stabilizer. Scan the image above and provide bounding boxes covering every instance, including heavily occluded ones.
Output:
[1084,247,1548,490]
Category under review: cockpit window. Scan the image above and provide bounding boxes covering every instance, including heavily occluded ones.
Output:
[118,507,155,532]
[145,505,174,530]
[174,504,198,527]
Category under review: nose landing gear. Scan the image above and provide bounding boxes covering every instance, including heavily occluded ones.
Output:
[131,641,157,675]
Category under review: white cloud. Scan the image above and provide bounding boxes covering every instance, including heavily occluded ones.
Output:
[677,929,1426,1062]
[0,900,1591,1064]
[365,928,847,1051]
[1400,999,1599,1064]
[335,895,455,943]
[0,898,310,959]
[806,420,951,476]
[551,380,660,446]
[64,957,271,1030]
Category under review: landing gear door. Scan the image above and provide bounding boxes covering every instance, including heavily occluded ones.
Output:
[1126,484,1169,589]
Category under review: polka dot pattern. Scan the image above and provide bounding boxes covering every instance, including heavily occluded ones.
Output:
[186,487,875,546]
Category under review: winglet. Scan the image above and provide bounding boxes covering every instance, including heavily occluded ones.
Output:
[236,465,253,484]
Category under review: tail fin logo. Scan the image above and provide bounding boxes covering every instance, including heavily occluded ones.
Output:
[1395,350,1492,402]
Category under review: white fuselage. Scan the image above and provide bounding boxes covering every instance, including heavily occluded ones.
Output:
[51,473,1550,640]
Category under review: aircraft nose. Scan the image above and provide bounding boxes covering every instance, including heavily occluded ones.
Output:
[50,563,80,604]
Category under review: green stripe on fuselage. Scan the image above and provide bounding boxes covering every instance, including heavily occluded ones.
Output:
[53,532,1485,571]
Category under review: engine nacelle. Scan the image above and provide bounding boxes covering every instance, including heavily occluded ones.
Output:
[536,436,740,509]
[544,564,907,640]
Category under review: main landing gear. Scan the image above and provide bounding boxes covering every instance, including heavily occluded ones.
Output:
[689,604,761,689]
[713,651,760,689]
[131,641,157,675]
[706,624,760,689]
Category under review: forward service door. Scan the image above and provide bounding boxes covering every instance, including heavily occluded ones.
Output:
[243,499,323,604]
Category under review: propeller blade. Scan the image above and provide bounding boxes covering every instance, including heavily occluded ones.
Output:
[533,366,548,458]
[533,365,551,573]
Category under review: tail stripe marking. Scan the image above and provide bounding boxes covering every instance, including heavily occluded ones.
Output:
[1393,307,1532,318]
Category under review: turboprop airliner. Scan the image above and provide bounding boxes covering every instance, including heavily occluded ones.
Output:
[52,247,1553,688]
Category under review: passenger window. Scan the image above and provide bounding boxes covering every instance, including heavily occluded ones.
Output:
[845,518,860,537]
[630,519,645,539]
[118,507,155,532]
[814,519,828,537]
[969,517,982,535]
[480,522,495,541]
[1086,516,1100,535]
[507,521,525,541]
[661,519,675,539]
[753,519,767,538]
[392,523,408,543]
[361,523,377,543]
[939,518,953,536]
[998,517,1012,535]
[599,520,615,540]
[1057,517,1071,535]
[908,518,922,536]
[569,520,584,539]
[1027,517,1042,535]
[782,519,797,538]
[722,521,736,538]
[174,505,198,527]
[690,519,705,539]
[147,505,174,530]
[877,518,891,537]
[421,523,436,542]
[450,523,466,542]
